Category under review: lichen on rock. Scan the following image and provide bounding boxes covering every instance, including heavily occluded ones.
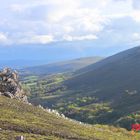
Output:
[0,68,28,102]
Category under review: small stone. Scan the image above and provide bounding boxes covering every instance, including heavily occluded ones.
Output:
[4,92,14,99]
[16,136,25,140]
[0,92,3,96]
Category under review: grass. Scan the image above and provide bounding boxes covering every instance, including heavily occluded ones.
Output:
[1,96,140,140]
[22,74,140,130]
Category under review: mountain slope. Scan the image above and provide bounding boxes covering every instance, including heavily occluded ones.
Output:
[61,46,140,127]
[67,46,140,88]
[28,46,140,129]
[20,57,103,76]
[65,46,140,100]
[0,96,137,140]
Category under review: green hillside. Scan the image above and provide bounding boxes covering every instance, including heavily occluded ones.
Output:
[1,96,139,140]
[23,46,140,130]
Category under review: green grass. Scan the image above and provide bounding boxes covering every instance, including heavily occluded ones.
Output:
[1,96,140,140]
[22,73,140,130]
[0,130,60,140]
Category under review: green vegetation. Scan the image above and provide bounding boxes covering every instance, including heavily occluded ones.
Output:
[1,96,140,140]
[20,46,140,131]
[22,73,140,130]
[21,74,67,99]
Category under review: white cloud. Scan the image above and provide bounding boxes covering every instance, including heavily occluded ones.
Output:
[132,0,140,9]
[30,35,54,44]
[18,34,54,44]
[10,4,25,12]
[0,33,9,44]
[46,0,80,22]
[0,0,140,47]
[131,10,140,22]
[133,33,140,40]
[63,26,74,33]
[63,34,98,41]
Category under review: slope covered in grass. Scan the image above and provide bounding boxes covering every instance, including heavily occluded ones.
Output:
[25,46,140,130]
[0,96,139,140]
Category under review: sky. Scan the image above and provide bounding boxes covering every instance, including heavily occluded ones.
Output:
[0,0,140,66]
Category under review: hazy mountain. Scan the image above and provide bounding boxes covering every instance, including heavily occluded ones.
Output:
[0,60,48,69]
[20,56,103,76]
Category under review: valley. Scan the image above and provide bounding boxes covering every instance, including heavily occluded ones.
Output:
[1,0,139,139]
[21,47,140,131]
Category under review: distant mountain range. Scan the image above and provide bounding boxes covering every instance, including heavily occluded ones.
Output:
[0,60,49,69]
[25,45,140,130]
[20,56,103,76]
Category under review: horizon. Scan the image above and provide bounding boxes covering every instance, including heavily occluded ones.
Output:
[0,0,140,67]
[0,44,140,68]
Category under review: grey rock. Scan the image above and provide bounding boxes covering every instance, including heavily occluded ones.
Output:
[0,68,28,102]
[0,92,3,95]
[4,92,14,99]
[16,136,25,140]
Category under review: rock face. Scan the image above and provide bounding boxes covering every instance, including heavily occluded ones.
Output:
[0,68,28,102]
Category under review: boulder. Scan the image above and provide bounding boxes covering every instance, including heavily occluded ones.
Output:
[0,68,28,102]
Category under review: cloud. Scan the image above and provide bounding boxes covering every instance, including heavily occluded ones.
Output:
[133,33,140,40]
[3,1,103,41]
[28,35,54,44]
[0,33,9,44]
[10,4,25,12]
[0,0,139,47]
[131,10,140,22]
[132,0,140,9]
[17,34,54,44]
[63,34,98,41]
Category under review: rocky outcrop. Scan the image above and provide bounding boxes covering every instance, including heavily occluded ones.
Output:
[0,68,28,102]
